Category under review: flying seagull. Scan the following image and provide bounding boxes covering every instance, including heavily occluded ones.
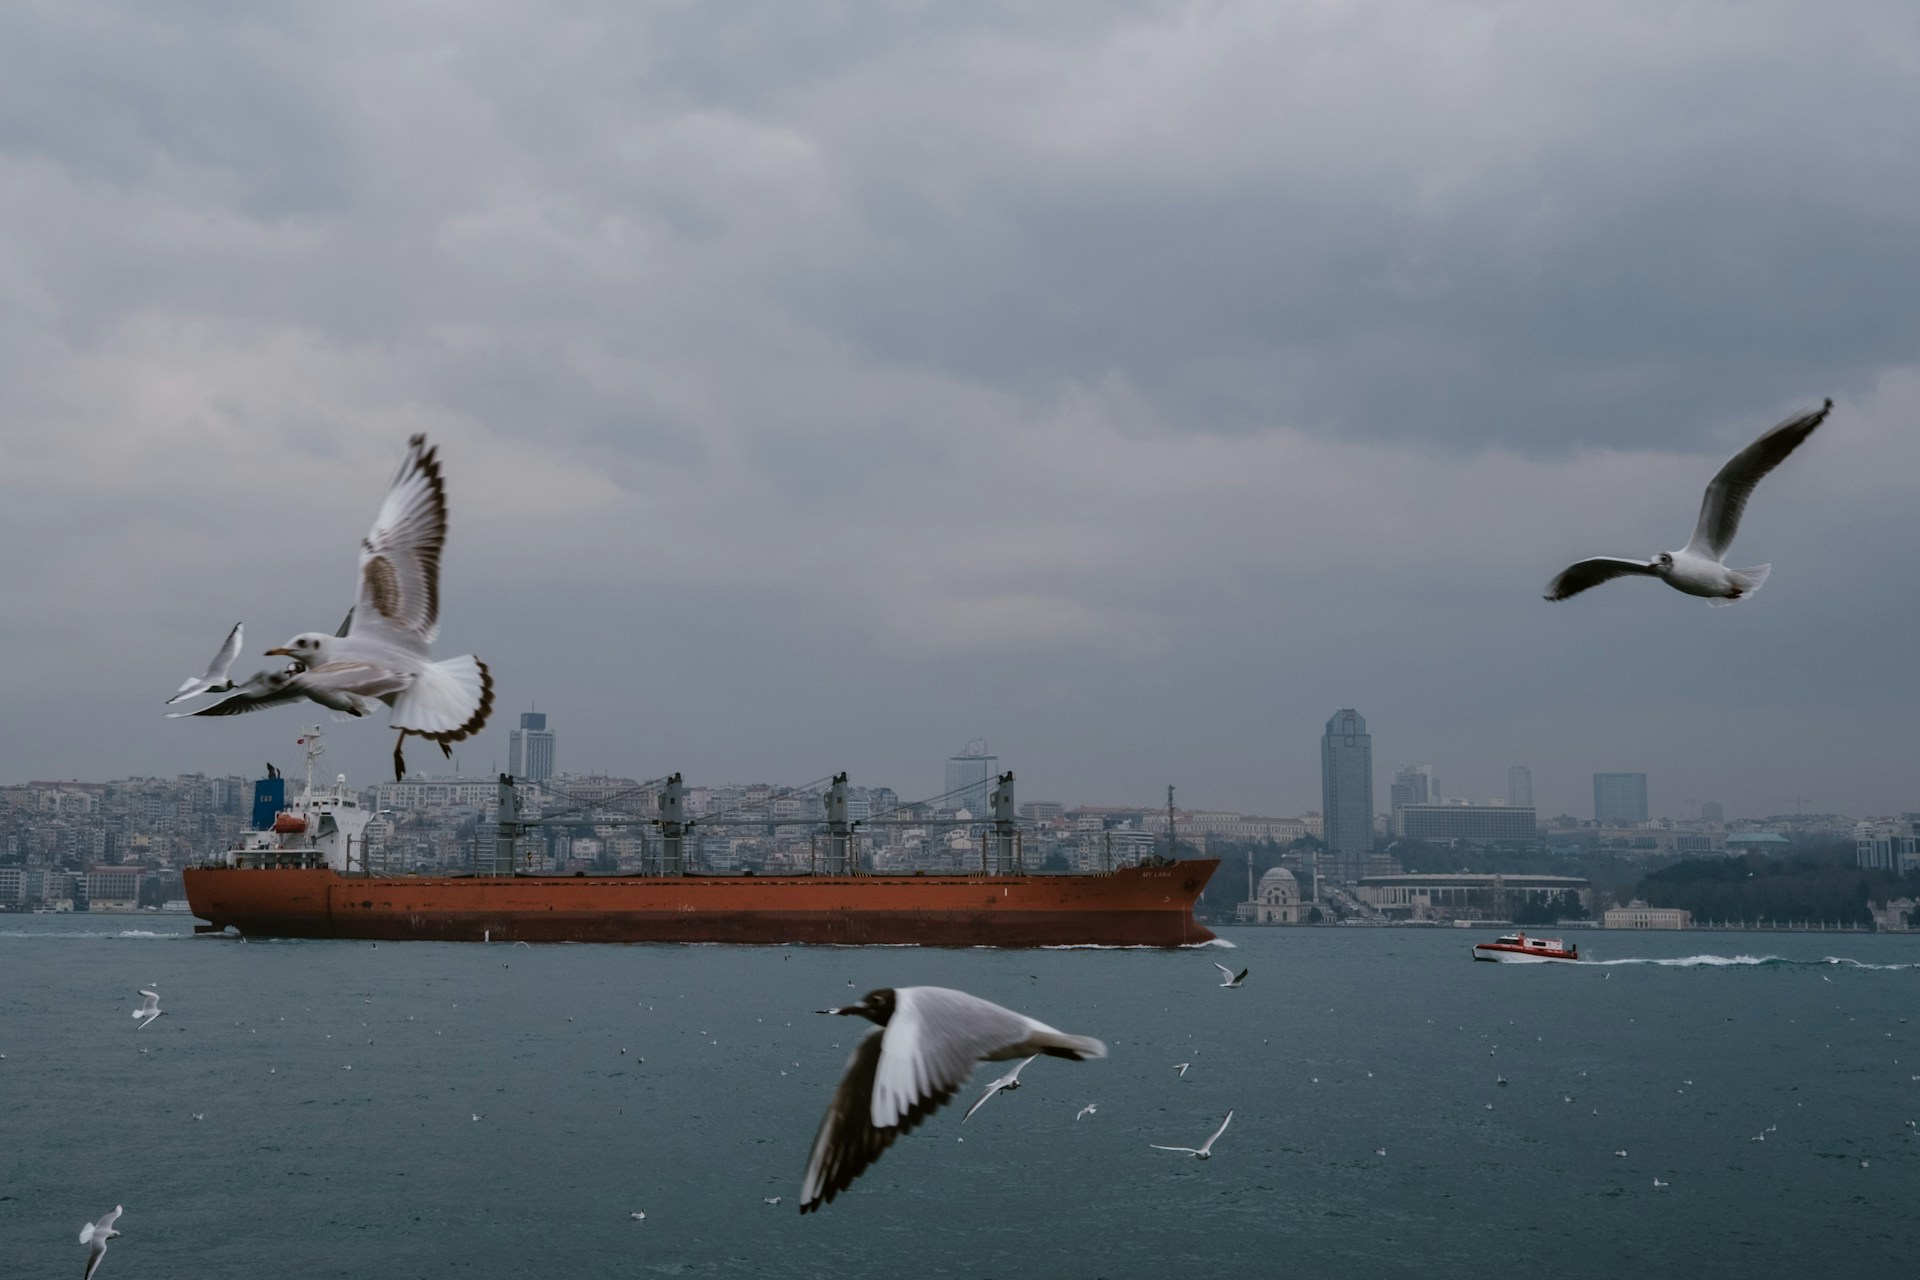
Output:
[132,989,162,1030]
[1075,1103,1097,1121]
[961,1054,1039,1122]
[166,622,244,704]
[1151,1109,1233,1159]
[179,435,493,779]
[80,1206,122,1280]
[799,986,1106,1213]
[165,664,379,723]
[1544,399,1831,605]
[1213,963,1248,988]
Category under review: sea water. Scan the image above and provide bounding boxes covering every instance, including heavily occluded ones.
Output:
[2,919,1915,1278]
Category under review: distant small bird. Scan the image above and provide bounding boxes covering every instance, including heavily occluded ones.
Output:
[1496,1075,1508,1087]
[799,986,1106,1213]
[1076,1103,1097,1121]
[192,1113,204,1121]
[962,1055,1038,1122]
[1213,964,1248,989]
[1151,1110,1233,1160]
[131,989,162,1030]
[1174,1062,1191,1077]
[1544,399,1831,604]
[471,1114,481,1122]
[1615,1150,1628,1158]
[630,1211,646,1221]
[1652,1178,1668,1188]
[166,622,245,704]
[79,1206,123,1280]
[1375,1147,1386,1157]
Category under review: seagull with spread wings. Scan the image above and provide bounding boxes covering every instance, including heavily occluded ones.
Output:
[1213,963,1248,988]
[174,436,492,779]
[961,1054,1039,1122]
[131,989,162,1030]
[1151,1110,1233,1159]
[799,986,1105,1213]
[1544,399,1831,605]
[79,1206,123,1280]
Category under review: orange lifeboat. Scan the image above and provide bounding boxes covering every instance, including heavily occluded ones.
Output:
[272,813,308,834]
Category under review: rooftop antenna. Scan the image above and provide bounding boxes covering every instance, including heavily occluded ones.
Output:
[297,727,325,802]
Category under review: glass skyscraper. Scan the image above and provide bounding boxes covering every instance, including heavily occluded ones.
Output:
[944,741,997,816]
[1508,766,1533,809]
[509,712,556,783]
[1320,709,1374,882]
[1593,772,1648,824]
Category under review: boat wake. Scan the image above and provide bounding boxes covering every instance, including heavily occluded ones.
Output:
[1590,954,1919,971]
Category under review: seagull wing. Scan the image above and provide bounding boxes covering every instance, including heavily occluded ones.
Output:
[961,1079,1005,1123]
[166,622,243,703]
[1233,968,1249,985]
[1685,400,1830,562]
[1150,1144,1200,1154]
[165,670,305,718]
[347,434,447,654]
[83,1236,109,1280]
[799,1029,929,1213]
[1543,557,1659,601]
[1213,963,1234,980]
[1197,1109,1234,1154]
[871,987,1103,1130]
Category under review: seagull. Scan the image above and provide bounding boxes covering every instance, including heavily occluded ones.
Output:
[799,986,1106,1213]
[1213,963,1249,989]
[1544,399,1831,604]
[80,1206,122,1280]
[167,663,380,723]
[1151,1110,1233,1159]
[962,1055,1039,1122]
[763,1197,782,1206]
[1174,1062,1191,1077]
[182,435,493,780]
[1076,1103,1097,1121]
[1652,1178,1669,1188]
[131,989,162,1030]
[166,622,244,704]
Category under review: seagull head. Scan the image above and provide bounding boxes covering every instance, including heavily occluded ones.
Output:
[266,632,332,666]
[817,988,896,1024]
[1653,552,1674,575]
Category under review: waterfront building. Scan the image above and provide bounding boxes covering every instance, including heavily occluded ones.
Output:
[1357,873,1589,920]
[508,712,555,783]
[944,741,997,815]
[1508,766,1533,809]
[1593,773,1649,824]
[1321,710,1374,882]
[1393,804,1536,843]
[1234,866,1303,924]
[84,865,143,910]
[1603,901,1692,929]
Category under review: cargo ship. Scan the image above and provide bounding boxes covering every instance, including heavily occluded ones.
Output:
[184,734,1218,947]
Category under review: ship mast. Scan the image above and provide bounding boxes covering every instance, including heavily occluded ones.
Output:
[300,726,325,804]
[1166,784,1177,864]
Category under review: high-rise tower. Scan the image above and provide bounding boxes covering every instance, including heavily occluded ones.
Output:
[944,741,997,816]
[1507,766,1533,809]
[1593,772,1648,824]
[1320,710,1374,883]
[509,712,556,783]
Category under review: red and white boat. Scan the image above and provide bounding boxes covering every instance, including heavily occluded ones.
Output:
[1472,932,1580,964]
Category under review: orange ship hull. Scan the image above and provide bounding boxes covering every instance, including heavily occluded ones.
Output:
[183,860,1220,947]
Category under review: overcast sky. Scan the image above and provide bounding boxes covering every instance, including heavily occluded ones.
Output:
[3,1,1917,821]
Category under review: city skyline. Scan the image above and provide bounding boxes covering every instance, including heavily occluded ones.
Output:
[3,6,1920,820]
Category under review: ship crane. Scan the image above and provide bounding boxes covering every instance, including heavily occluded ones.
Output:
[490,770,1023,878]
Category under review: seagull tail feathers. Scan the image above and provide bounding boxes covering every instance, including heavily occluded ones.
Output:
[1711,564,1772,607]
[390,655,494,742]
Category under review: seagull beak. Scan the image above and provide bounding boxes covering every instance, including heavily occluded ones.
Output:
[265,647,293,656]
[816,1006,851,1016]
